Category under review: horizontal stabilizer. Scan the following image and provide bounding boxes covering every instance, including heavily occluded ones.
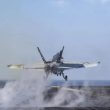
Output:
[7,64,44,70]
[23,67,44,69]
[83,61,100,68]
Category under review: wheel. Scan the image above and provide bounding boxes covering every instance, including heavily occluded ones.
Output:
[65,75,68,81]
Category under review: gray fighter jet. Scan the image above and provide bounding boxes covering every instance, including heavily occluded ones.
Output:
[7,46,100,81]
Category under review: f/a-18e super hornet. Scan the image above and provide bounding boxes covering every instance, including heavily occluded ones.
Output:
[7,46,100,81]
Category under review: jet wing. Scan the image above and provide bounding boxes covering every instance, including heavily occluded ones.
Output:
[58,61,100,70]
[83,61,100,68]
[7,64,44,70]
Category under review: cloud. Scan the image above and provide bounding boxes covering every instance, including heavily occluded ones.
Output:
[54,0,110,5]
[52,0,66,7]
[85,0,110,4]
[56,0,65,5]
[50,0,110,10]
[101,0,110,3]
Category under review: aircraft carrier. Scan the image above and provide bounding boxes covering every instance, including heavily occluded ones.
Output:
[0,80,110,110]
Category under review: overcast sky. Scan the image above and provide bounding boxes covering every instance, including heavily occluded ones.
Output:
[0,0,110,80]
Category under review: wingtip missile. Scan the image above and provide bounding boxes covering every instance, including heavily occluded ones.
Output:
[7,64,24,69]
[84,61,100,68]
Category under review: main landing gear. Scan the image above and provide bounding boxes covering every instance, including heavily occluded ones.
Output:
[62,72,68,81]
[64,75,68,81]
[54,71,68,81]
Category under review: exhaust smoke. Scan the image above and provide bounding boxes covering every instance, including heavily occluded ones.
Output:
[0,72,110,108]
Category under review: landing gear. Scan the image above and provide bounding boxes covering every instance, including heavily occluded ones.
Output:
[62,72,68,81]
[59,71,62,76]
[64,75,68,81]
[44,72,49,80]
[54,71,68,81]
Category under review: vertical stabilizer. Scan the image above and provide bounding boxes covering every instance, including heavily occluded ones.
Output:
[57,46,64,62]
[37,47,47,63]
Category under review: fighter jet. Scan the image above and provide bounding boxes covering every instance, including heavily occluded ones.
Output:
[7,46,100,81]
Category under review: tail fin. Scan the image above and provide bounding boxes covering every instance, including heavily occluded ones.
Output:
[57,46,64,63]
[61,46,64,56]
[52,46,64,63]
[37,47,47,63]
[59,46,64,59]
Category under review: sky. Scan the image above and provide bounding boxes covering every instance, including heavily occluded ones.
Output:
[0,0,110,80]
